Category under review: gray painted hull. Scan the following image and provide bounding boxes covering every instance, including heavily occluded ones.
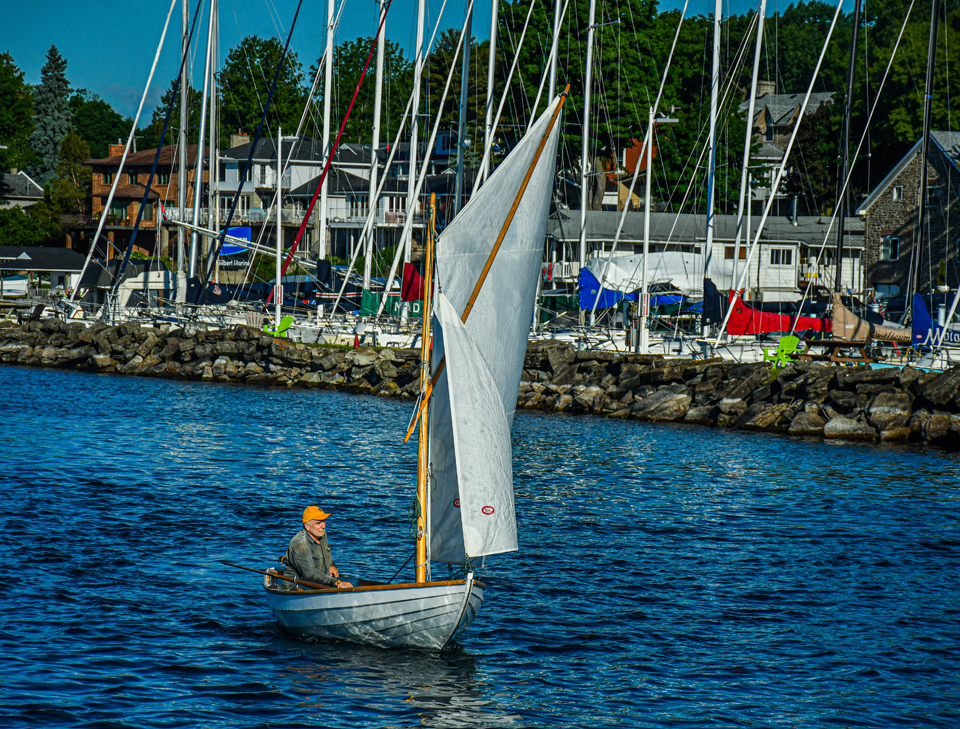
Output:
[262,575,484,650]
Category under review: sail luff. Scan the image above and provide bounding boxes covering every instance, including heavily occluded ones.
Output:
[428,94,564,564]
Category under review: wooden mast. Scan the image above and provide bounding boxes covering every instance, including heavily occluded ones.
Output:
[416,193,437,583]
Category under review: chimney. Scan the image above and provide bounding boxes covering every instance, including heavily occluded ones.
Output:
[230,133,249,149]
[756,80,776,98]
[108,143,124,158]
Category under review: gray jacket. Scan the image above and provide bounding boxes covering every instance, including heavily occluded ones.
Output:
[286,529,338,587]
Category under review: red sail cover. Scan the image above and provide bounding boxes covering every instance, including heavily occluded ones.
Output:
[401,262,425,302]
[725,292,831,335]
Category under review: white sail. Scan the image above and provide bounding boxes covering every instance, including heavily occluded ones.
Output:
[435,293,517,557]
[429,95,562,564]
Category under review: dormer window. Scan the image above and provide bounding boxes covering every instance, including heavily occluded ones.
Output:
[892,185,903,201]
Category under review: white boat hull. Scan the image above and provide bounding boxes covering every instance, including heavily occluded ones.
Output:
[262,574,484,650]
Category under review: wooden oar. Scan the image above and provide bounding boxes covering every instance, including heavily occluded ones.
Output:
[220,560,336,590]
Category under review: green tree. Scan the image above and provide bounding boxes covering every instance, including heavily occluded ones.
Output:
[0,52,35,171]
[314,37,414,146]
[29,45,72,183]
[49,132,92,215]
[0,206,58,246]
[141,78,203,148]
[219,35,307,145]
[70,91,132,158]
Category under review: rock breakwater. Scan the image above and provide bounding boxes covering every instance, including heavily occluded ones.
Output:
[4,319,960,448]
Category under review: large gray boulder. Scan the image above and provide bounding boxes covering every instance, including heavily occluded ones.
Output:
[631,384,692,422]
[866,392,912,432]
[823,415,877,441]
[788,411,826,436]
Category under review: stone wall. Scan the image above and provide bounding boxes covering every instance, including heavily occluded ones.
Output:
[862,146,960,293]
[3,320,960,448]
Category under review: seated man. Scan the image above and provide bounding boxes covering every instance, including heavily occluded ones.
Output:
[285,506,352,589]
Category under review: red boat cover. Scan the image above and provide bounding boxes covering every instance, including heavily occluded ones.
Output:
[725,292,832,335]
[401,262,425,302]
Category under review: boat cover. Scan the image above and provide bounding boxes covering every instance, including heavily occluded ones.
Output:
[831,293,911,343]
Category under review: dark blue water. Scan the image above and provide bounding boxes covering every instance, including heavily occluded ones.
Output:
[2,365,960,727]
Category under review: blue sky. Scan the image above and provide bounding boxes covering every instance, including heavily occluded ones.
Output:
[1,0,848,119]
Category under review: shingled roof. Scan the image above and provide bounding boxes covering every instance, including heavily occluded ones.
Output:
[0,171,43,202]
[0,246,88,272]
[87,145,202,166]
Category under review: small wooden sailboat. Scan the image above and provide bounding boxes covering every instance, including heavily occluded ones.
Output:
[259,92,567,650]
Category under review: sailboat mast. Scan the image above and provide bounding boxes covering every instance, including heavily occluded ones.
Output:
[702,0,721,332]
[319,0,335,261]
[482,0,498,181]
[366,0,386,290]
[177,0,189,304]
[909,0,940,301]
[579,0,597,282]
[453,6,473,218]
[416,193,437,584]
[834,0,861,293]
[190,0,216,279]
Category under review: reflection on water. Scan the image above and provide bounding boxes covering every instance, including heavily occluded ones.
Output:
[1,366,959,727]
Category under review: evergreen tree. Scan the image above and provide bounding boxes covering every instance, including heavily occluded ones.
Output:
[29,45,72,184]
[0,52,35,171]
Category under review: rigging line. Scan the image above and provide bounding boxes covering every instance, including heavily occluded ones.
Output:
[110,0,206,299]
[588,0,689,319]
[471,0,541,194]
[266,0,398,304]
[375,0,478,320]
[70,0,180,302]
[329,0,451,315]
[197,0,307,301]
[790,0,917,336]
[713,0,845,346]
[528,0,573,127]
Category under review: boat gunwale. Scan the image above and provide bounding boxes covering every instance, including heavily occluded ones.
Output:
[263,577,486,596]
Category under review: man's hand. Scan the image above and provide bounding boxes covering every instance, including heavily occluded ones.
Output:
[330,566,340,579]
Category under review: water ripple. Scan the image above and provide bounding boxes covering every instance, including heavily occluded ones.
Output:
[1,366,959,726]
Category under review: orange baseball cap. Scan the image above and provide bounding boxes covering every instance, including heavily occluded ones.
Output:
[302,506,332,523]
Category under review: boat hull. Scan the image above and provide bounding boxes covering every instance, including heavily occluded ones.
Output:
[262,574,484,650]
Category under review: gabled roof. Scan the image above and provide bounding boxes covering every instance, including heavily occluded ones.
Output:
[221,137,371,166]
[0,246,88,272]
[288,168,405,197]
[0,171,43,200]
[547,211,863,249]
[740,92,835,126]
[87,145,202,167]
[856,131,960,214]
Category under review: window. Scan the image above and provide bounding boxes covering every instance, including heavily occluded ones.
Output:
[243,165,252,182]
[102,171,113,185]
[140,202,153,222]
[770,248,793,266]
[928,185,943,206]
[127,170,137,185]
[156,171,170,185]
[724,246,747,260]
[892,185,903,201]
[110,200,127,219]
[881,236,899,261]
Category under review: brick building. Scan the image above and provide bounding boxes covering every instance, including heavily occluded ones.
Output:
[855,131,960,299]
[79,144,208,259]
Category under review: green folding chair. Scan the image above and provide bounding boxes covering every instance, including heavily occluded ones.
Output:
[762,335,801,368]
[264,315,295,338]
